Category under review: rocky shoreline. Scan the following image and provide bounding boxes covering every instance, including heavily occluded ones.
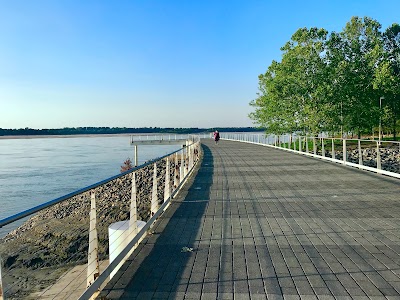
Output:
[320,147,400,173]
[0,158,180,299]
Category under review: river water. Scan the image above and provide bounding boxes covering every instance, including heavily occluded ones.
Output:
[0,135,182,236]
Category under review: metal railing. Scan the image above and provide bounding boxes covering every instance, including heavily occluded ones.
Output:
[0,137,202,300]
[221,133,400,179]
[130,133,209,144]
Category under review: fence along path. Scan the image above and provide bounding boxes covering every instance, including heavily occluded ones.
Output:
[100,139,400,299]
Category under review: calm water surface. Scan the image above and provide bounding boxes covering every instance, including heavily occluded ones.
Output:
[0,135,181,236]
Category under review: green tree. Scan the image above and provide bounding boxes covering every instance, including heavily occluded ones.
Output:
[326,17,383,138]
[250,27,329,135]
[374,23,400,139]
[250,16,399,140]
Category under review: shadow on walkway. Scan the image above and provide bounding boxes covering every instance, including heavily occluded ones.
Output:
[99,144,214,299]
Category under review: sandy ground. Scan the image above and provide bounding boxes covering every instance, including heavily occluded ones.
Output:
[28,260,109,300]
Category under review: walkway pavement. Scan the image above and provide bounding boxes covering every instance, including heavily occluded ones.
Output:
[99,139,400,300]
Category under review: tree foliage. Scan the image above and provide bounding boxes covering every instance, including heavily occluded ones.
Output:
[250,16,400,138]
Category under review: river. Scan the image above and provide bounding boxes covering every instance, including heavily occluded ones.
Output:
[0,135,182,236]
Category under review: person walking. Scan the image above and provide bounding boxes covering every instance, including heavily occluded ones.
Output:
[213,130,220,144]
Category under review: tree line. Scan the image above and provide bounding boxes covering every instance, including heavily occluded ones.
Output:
[0,127,263,136]
[250,16,400,139]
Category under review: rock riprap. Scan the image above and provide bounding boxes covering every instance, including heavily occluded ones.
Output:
[0,158,180,299]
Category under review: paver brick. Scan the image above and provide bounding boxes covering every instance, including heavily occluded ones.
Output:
[99,140,400,299]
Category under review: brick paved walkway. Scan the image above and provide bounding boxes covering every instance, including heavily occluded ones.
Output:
[100,140,400,299]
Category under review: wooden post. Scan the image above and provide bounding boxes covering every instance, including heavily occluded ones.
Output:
[376,142,381,170]
[358,140,363,166]
[164,156,170,202]
[87,193,100,288]
[332,139,335,159]
[151,163,158,215]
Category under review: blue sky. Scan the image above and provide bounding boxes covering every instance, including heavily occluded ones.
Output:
[0,0,398,129]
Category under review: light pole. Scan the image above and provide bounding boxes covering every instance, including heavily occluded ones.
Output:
[340,101,343,138]
[379,96,384,145]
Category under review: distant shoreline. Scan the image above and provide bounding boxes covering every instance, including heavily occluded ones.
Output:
[0,128,264,140]
[0,133,135,140]
[0,127,263,139]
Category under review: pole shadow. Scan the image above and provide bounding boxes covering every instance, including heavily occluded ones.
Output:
[99,144,214,299]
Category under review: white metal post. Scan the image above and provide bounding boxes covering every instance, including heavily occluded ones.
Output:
[87,193,100,288]
[164,156,170,202]
[129,172,138,248]
[321,138,325,157]
[379,96,384,145]
[332,139,335,159]
[134,145,138,167]
[0,255,4,300]
[313,137,317,155]
[343,139,347,164]
[174,153,179,188]
[299,136,302,152]
[192,144,195,166]
[376,142,381,170]
[180,149,184,183]
[305,137,309,153]
[293,136,297,151]
[151,163,158,216]
[189,144,193,170]
[183,146,188,178]
[358,140,363,166]
[188,143,192,170]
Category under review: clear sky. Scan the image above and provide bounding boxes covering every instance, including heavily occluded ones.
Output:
[0,0,398,129]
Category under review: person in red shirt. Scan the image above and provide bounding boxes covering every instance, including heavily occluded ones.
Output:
[213,130,220,144]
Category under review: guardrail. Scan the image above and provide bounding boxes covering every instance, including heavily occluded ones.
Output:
[0,137,202,300]
[221,133,400,179]
[130,133,209,144]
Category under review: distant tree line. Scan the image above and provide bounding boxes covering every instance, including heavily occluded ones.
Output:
[250,16,400,139]
[0,127,264,136]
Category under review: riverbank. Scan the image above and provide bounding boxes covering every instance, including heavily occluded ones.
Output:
[322,147,400,173]
[0,158,178,298]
